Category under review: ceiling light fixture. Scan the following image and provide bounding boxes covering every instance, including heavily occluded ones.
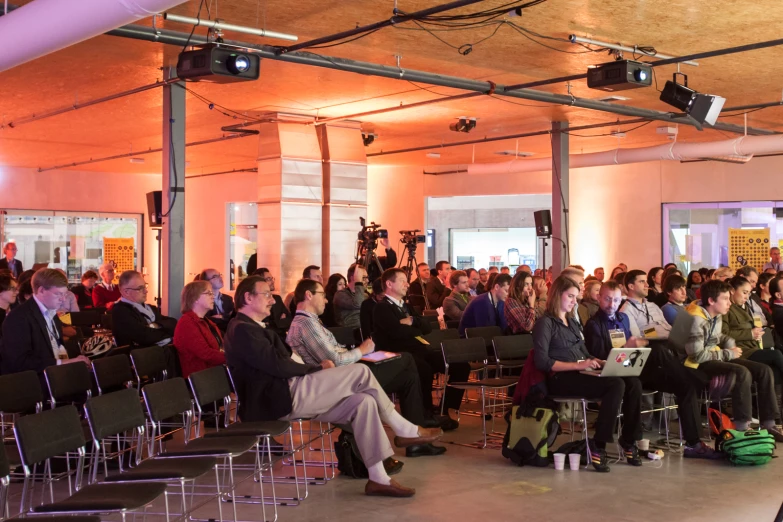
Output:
[129,158,145,164]
[494,150,535,157]
[659,73,726,126]
[569,35,699,67]
[163,13,298,42]
[362,133,377,146]
[450,117,476,133]
[426,152,441,158]
[596,95,631,102]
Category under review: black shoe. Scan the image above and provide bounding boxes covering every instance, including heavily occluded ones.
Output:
[621,442,643,467]
[268,436,286,457]
[421,416,442,428]
[591,449,610,472]
[435,415,459,432]
[405,443,447,458]
[383,457,404,475]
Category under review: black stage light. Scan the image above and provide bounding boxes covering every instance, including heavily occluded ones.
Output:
[659,73,725,126]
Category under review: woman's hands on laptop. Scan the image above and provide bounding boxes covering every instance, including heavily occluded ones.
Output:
[576,359,602,371]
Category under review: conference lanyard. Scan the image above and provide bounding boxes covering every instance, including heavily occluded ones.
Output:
[626,299,651,323]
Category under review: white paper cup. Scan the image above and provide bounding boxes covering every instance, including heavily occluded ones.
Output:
[638,439,650,451]
[568,453,581,470]
[553,453,566,470]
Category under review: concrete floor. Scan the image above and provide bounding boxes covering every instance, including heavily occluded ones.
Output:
[5,414,783,522]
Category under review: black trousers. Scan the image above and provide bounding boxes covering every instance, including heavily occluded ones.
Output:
[548,372,642,445]
[748,349,783,386]
[698,358,779,423]
[366,353,428,425]
[406,350,471,413]
[640,346,706,446]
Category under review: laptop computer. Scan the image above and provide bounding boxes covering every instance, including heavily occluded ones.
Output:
[579,347,651,377]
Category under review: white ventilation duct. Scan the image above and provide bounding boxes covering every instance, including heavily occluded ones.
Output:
[0,0,187,73]
[467,134,783,176]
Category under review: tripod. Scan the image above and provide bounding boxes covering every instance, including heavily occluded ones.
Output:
[357,242,384,280]
[400,242,430,309]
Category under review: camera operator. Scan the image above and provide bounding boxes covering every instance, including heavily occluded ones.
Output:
[356,219,397,284]
[365,236,397,283]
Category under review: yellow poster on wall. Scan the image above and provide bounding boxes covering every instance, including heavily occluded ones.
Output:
[103,238,135,283]
[728,228,770,271]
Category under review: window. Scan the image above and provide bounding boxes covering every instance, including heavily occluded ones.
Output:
[228,202,257,290]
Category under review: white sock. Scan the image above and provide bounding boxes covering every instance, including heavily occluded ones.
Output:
[367,461,391,485]
[381,408,419,438]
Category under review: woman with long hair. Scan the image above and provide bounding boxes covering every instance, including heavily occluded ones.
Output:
[322,273,347,327]
[532,275,642,472]
[504,270,536,334]
[646,267,664,300]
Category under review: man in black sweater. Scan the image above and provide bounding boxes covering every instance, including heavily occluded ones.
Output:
[111,271,177,348]
[373,268,469,430]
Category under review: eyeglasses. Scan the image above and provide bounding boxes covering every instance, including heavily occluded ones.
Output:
[128,284,149,292]
[361,276,370,282]
[313,291,325,296]
[263,276,275,282]
[202,291,215,297]
[251,291,272,299]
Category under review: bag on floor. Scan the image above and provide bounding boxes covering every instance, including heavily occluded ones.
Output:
[715,429,776,466]
[708,408,735,436]
[551,438,600,466]
[334,431,368,478]
[502,406,560,467]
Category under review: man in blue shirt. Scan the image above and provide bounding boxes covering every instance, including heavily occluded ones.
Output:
[660,275,688,326]
[458,273,511,337]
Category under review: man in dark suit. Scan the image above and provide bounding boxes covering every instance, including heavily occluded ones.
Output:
[373,268,469,430]
[407,262,430,311]
[224,275,441,497]
[253,267,292,334]
[475,268,488,294]
[1,269,90,387]
[425,260,452,310]
[0,242,23,278]
[111,270,177,348]
[200,268,235,332]
[458,273,512,337]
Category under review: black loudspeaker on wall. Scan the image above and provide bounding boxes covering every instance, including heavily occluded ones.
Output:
[534,210,552,238]
[146,191,163,229]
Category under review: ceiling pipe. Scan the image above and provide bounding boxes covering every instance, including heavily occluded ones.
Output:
[0,0,187,73]
[466,134,783,176]
[568,36,699,66]
[107,24,776,136]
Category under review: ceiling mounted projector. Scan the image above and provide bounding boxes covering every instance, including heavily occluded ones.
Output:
[176,44,260,83]
[586,60,652,91]
[659,73,725,126]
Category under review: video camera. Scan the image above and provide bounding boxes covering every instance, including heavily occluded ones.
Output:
[358,217,388,244]
[400,229,426,246]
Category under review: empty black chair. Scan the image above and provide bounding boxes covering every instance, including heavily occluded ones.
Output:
[92,354,135,395]
[0,370,44,417]
[465,326,504,348]
[44,362,93,408]
[100,313,113,330]
[130,345,168,385]
[13,404,170,519]
[423,328,460,350]
[326,326,362,348]
[69,311,102,329]
[492,334,533,375]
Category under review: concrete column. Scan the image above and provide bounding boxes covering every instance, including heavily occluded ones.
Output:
[317,123,368,278]
[551,121,569,276]
[161,69,185,317]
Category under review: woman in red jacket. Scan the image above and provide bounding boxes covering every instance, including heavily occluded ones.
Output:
[173,280,226,378]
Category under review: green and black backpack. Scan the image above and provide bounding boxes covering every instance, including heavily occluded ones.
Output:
[715,429,775,466]
[502,406,561,467]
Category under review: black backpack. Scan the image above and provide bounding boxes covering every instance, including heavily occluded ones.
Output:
[334,431,368,478]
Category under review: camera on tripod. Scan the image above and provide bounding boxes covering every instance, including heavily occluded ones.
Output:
[400,230,426,247]
[356,217,388,277]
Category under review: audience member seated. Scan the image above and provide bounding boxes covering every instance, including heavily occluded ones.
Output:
[1,269,91,388]
[724,276,783,385]
[253,268,292,334]
[54,269,79,313]
[533,275,547,317]
[610,266,624,281]
[442,270,471,321]
[72,270,98,309]
[533,276,643,471]
[0,274,18,339]
[0,242,22,278]
[198,269,234,332]
[92,262,121,309]
[321,273,345,328]
[224,275,441,497]
[360,278,384,339]
[763,246,783,273]
[736,266,768,326]
[593,267,605,282]
[713,267,734,282]
[172,280,226,378]
[287,278,446,457]
[458,273,511,336]
[466,268,480,297]
[500,266,511,275]
[284,265,322,313]
[425,260,452,309]
[476,268,489,294]
[246,252,257,275]
[669,279,783,440]
[661,275,688,325]
[17,279,33,304]
[756,272,775,318]
[408,262,430,299]
[560,267,587,326]
[112,270,177,348]
[581,280,601,320]
[620,270,671,339]
[770,275,783,335]
[373,268,468,430]
[504,270,536,334]
[334,263,368,328]
[516,265,531,274]
[646,267,664,301]
[686,270,702,303]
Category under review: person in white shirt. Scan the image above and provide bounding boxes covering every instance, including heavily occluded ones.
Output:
[763,247,783,273]
[620,269,672,339]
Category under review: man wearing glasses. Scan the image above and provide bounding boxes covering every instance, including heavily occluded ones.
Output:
[252,267,292,334]
[200,268,234,332]
[333,263,369,328]
[111,270,177,348]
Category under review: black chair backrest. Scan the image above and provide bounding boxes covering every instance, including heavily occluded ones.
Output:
[85,388,145,441]
[130,346,167,381]
[422,310,439,317]
[69,310,101,328]
[142,377,193,423]
[189,366,232,407]
[14,404,85,467]
[441,337,487,365]
[327,326,358,348]
[101,313,113,330]
[493,334,533,360]
[0,371,43,414]
[445,320,460,329]
[0,442,9,478]
[465,326,504,349]
[407,295,426,311]
[44,362,92,402]
[762,328,775,350]
[423,328,459,348]
[92,354,134,394]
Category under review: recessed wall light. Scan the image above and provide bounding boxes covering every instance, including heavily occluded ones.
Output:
[426,152,441,159]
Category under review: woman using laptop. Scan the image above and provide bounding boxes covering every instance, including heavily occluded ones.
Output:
[532,275,643,472]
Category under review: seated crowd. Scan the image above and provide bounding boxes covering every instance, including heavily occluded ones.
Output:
[4,245,783,500]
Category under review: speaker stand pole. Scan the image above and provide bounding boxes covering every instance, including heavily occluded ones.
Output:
[155,227,163,309]
[541,236,548,284]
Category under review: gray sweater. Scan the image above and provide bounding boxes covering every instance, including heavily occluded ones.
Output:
[333,285,368,328]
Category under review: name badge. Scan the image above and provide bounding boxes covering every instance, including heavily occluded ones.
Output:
[643,326,657,339]
[610,329,626,348]
[753,315,763,328]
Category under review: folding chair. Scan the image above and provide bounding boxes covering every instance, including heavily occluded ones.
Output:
[0,371,44,440]
[92,353,135,395]
[492,334,532,376]
[326,326,362,348]
[440,338,517,448]
[465,325,504,352]
[550,396,594,468]
[130,345,169,386]
[13,404,170,521]
[69,311,102,329]
[44,362,93,409]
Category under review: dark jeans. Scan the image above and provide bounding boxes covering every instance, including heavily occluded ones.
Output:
[699,358,779,423]
[547,371,642,445]
[366,352,428,425]
[640,346,706,446]
[748,349,783,386]
[407,350,471,413]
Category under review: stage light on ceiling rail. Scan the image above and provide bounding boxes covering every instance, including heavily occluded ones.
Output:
[362,133,377,146]
[659,73,726,126]
[450,117,477,133]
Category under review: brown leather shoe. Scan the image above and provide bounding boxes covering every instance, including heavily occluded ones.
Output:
[393,427,443,448]
[365,479,416,497]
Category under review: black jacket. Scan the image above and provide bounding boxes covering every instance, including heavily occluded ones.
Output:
[246,254,257,275]
[0,258,23,278]
[372,298,432,355]
[425,277,451,310]
[206,293,235,332]
[71,284,94,309]
[366,248,397,284]
[476,282,487,295]
[532,314,591,374]
[0,297,62,379]
[111,301,177,348]
[224,313,321,421]
[263,294,293,335]
[360,298,377,339]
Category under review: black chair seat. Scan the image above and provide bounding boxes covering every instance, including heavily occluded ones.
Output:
[104,456,217,482]
[497,358,526,367]
[204,420,290,439]
[33,482,167,513]
[451,377,518,388]
[26,518,101,522]
[159,435,258,457]
[469,361,498,371]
